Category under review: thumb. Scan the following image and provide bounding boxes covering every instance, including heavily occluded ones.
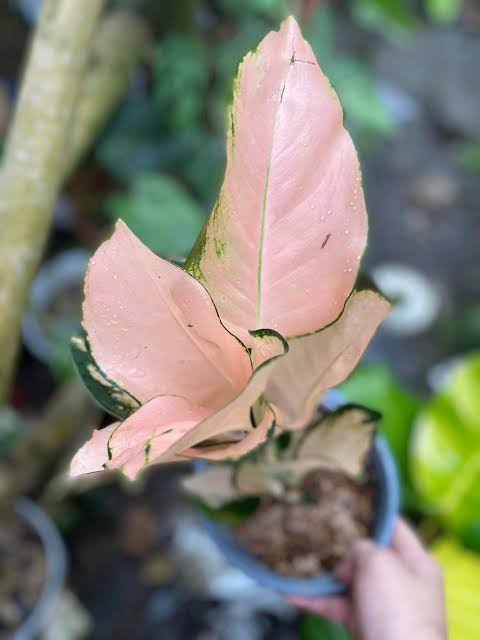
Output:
[336,538,378,582]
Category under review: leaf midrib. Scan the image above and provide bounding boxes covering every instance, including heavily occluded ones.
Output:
[255,37,295,329]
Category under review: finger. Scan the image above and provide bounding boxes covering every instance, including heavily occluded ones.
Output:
[288,596,352,629]
[337,537,379,581]
[391,518,429,574]
[350,538,379,570]
[335,557,353,583]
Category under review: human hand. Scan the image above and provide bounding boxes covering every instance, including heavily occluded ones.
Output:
[289,518,447,640]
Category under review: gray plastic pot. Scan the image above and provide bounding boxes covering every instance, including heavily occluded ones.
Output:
[199,434,400,598]
[22,249,90,365]
[11,498,68,640]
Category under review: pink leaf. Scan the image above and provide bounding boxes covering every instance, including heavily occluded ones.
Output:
[182,466,238,508]
[163,341,287,456]
[182,403,275,461]
[70,423,119,477]
[266,290,391,429]
[71,318,288,480]
[249,328,288,369]
[185,16,367,345]
[83,220,251,409]
[107,395,213,479]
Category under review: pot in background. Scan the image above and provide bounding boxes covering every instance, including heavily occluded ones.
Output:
[12,498,67,640]
[22,249,90,366]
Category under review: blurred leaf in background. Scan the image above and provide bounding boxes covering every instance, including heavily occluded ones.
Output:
[300,613,351,640]
[0,408,26,453]
[341,364,421,505]
[306,8,396,139]
[214,0,288,20]
[105,173,205,257]
[95,97,190,180]
[213,16,271,90]
[351,0,417,36]
[153,34,209,131]
[50,339,77,384]
[455,141,480,172]
[97,4,396,191]
[352,0,461,32]
[178,129,225,205]
[411,353,480,550]
[424,0,462,23]
[436,304,480,350]
[433,538,480,640]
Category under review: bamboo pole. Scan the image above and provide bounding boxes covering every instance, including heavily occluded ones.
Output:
[63,10,152,177]
[0,0,107,402]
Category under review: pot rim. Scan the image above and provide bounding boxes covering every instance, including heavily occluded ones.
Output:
[11,498,68,639]
[22,249,90,364]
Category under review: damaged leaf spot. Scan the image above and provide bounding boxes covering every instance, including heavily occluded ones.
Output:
[321,233,331,250]
[295,58,316,66]
[145,440,152,463]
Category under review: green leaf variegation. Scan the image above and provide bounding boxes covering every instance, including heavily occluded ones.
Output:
[71,332,140,420]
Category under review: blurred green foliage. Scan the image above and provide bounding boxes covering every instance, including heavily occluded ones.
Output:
[341,364,421,505]
[433,538,480,640]
[456,141,480,172]
[197,496,261,526]
[105,174,205,257]
[0,408,26,453]
[437,305,480,350]
[97,2,397,246]
[424,0,462,23]
[352,0,416,30]
[153,34,209,131]
[411,354,480,550]
[50,339,77,383]
[214,0,288,20]
[300,613,351,640]
[352,0,462,30]
[306,8,396,138]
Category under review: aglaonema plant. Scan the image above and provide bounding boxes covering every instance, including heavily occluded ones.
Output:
[70,18,390,501]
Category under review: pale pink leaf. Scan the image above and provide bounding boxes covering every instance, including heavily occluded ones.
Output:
[106,395,213,479]
[181,467,238,508]
[296,406,377,477]
[162,341,287,457]
[83,220,251,409]
[249,328,288,369]
[185,16,367,345]
[72,329,288,480]
[235,460,285,498]
[70,423,119,477]
[182,403,275,461]
[266,290,391,429]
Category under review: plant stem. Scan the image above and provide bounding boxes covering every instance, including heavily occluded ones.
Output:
[0,0,106,403]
